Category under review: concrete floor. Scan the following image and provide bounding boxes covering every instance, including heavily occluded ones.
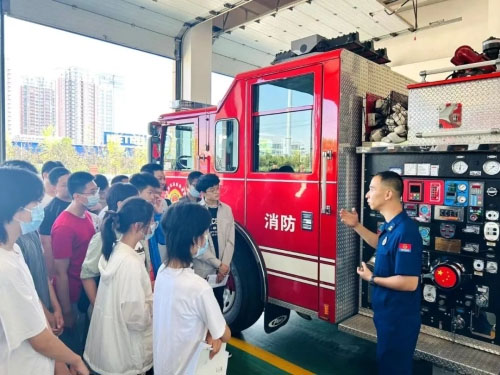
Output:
[227,313,433,375]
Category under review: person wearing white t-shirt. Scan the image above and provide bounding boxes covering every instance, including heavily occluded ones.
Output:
[154,202,231,375]
[81,182,139,311]
[84,197,155,375]
[0,167,88,375]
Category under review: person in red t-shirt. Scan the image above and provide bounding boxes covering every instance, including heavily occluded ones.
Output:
[52,172,97,355]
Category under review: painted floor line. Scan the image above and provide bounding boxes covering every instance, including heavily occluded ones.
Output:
[228,337,315,375]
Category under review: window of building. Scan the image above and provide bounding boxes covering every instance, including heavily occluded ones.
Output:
[215,119,238,172]
[163,124,194,171]
[252,74,314,173]
[4,16,173,174]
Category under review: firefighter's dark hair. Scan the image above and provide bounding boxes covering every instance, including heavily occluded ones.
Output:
[160,202,211,268]
[0,168,44,244]
[101,197,153,260]
[195,173,220,193]
[375,171,404,198]
[130,172,160,192]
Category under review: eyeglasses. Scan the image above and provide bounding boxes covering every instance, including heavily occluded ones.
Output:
[80,188,100,196]
[206,186,220,193]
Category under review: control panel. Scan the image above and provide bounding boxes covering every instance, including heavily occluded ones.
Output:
[363,152,500,347]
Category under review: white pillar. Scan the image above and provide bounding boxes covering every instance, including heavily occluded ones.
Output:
[488,0,500,36]
[181,20,212,104]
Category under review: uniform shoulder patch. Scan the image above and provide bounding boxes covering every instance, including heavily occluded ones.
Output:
[398,243,412,252]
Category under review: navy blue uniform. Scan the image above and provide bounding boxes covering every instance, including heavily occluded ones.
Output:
[372,210,422,375]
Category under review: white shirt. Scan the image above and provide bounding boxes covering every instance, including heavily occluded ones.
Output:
[97,206,108,223]
[0,244,54,375]
[39,193,53,209]
[153,265,226,375]
[84,242,153,375]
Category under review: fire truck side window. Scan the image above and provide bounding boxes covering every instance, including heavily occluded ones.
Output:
[215,119,238,172]
[163,124,194,171]
[252,74,313,173]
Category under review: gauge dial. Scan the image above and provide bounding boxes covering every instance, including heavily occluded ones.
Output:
[483,160,500,175]
[451,160,468,174]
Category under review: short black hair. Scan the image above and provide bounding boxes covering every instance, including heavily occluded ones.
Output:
[187,171,203,185]
[161,202,211,267]
[68,171,95,198]
[106,183,139,211]
[0,168,44,243]
[195,173,220,193]
[94,174,109,191]
[48,167,70,186]
[376,171,404,198]
[111,175,129,185]
[41,161,64,176]
[1,160,38,174]
[140,163,163,175]
[129,172,160,192]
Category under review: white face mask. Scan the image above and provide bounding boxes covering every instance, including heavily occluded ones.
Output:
[195,234,209,258]
[83,190,100,208]
[145,221,158,240]
[189,185,200,198]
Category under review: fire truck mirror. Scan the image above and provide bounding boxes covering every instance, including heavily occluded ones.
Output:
[148,135,161,163]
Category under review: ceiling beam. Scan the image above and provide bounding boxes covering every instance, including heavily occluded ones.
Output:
[212,0,310,37]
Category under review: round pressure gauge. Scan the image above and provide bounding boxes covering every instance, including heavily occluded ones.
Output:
[483,160,500,175]
[452,160,468,174]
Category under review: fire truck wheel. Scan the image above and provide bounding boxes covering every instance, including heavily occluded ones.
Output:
[223,243,264,333]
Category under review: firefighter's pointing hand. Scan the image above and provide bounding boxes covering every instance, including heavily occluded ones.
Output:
[339,208,359,228]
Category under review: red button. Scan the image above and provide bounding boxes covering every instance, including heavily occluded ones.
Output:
[433,265,458,289]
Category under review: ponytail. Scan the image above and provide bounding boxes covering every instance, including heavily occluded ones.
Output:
[101,211,119,260]
[100,197,154,260]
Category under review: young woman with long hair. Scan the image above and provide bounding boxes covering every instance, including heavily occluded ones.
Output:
[153,202,231,375]
[84,197,155,375]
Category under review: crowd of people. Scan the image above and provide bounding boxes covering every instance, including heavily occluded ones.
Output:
[0,160,235,375]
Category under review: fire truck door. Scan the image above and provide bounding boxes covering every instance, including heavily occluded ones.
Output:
[245,65,323,313]
[197,115,211,173]
[161,119,199,202]
[317,57,341,322]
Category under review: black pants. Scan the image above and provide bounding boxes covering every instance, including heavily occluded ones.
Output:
[213,286,225,311]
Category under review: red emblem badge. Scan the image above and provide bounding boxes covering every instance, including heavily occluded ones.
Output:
[398,243,412,252]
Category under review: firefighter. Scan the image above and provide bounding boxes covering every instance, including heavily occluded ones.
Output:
[340,171,422,375]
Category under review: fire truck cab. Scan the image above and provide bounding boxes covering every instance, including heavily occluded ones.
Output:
[149,46,410,332]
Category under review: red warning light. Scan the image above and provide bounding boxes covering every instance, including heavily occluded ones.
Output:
[433,265,458,289]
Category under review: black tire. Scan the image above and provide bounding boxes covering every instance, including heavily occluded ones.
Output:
[222,239,265,333]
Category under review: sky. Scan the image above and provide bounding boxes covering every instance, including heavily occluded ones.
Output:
[4,16,233,136]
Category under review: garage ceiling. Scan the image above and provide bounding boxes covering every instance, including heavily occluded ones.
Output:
[6,0,413,75]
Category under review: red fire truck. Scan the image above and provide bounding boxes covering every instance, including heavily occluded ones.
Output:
[148,37,500,373]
